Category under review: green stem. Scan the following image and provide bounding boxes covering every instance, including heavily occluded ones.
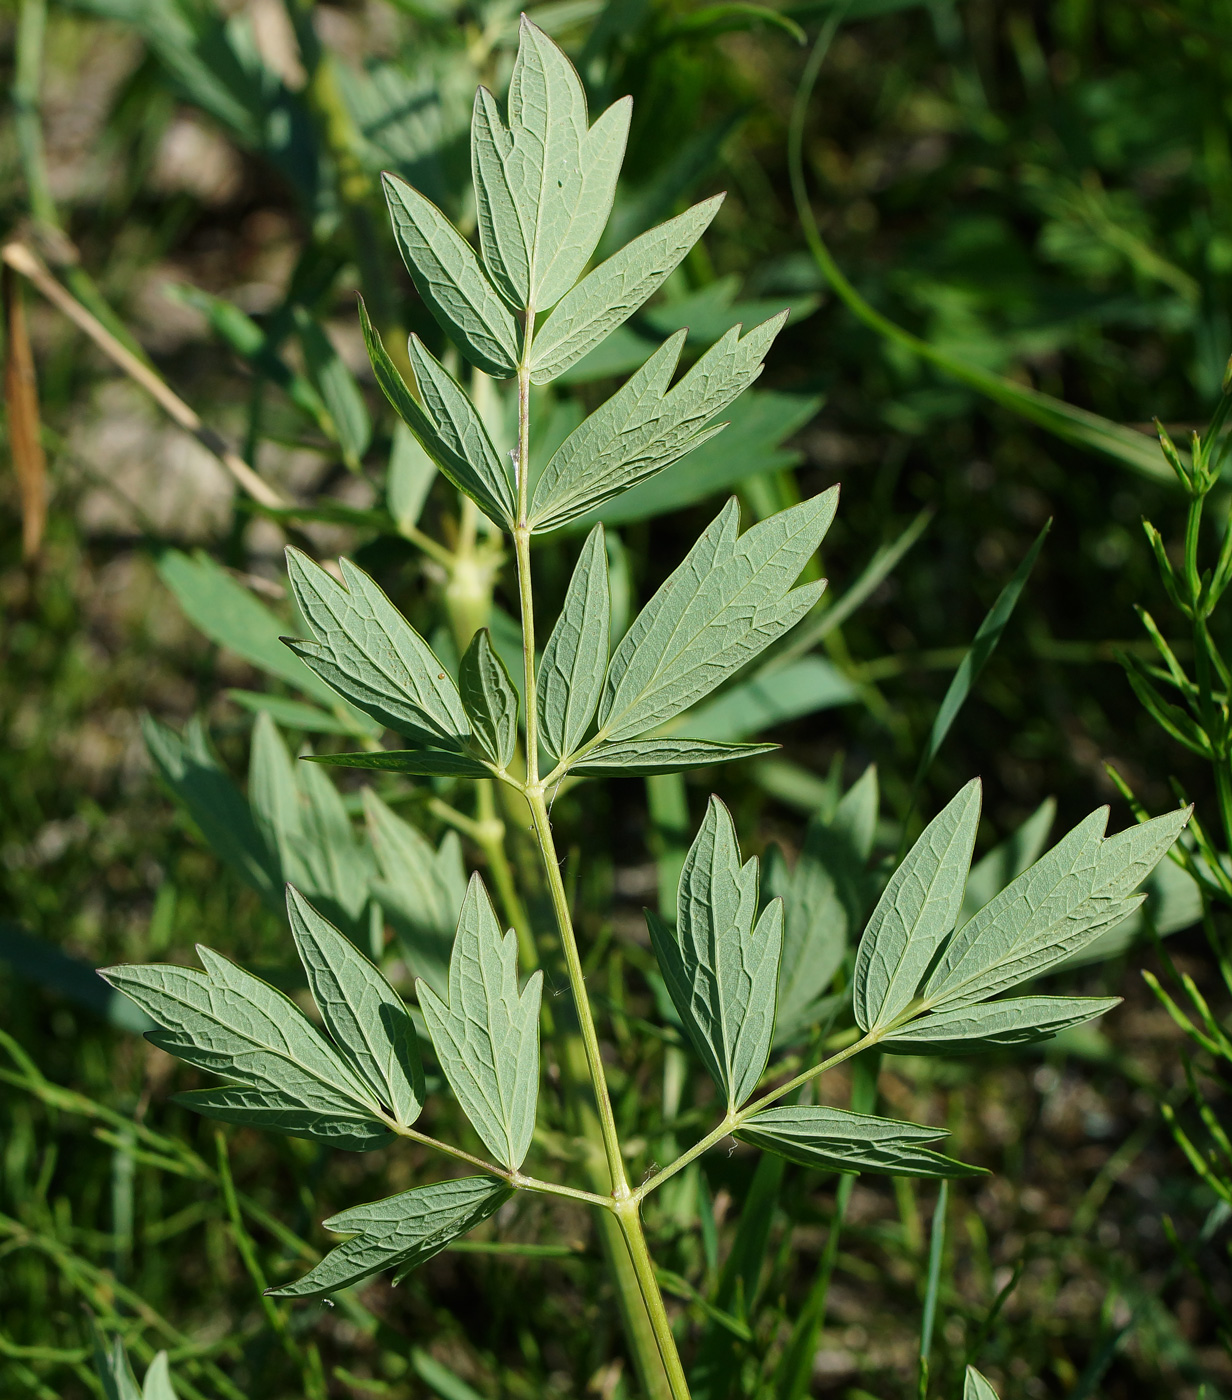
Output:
[615,1200,693,1400]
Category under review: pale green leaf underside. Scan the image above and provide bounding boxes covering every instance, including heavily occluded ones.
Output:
[648,797,782,1111]
[268,1176,512,1298]
[418,874,543,1170]
[853,779,982,1033]
[965,1366,1001,1400]
[142,1352,177,1400]
[598,492,836,742]
[884,995,1120,1053]
[459,627,520,769]
[529,194,725,383]
[287,886,425,1127]
[359,300,514,528]
[529,313,785,531]
[736,1105,984,1179]
[538,523,609,760]
[568,738,777,775]
[306,749,493,778]
[284,547,470,747]
[383,172,519,377]
[172,1085,392,1151]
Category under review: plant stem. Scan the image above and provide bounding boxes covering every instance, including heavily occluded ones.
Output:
[615,1199,693,1400]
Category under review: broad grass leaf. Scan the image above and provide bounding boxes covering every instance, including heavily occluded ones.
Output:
[417,874,543,1169]
[157,549,338,706]
[959,797,1056,925]
[883,994,1121,1053]
[923,805,1191,1011]
[365,790,464,995]
[268,1176,512,1298]
[529,195,725,383]
[529,314,785,531]
[143,715,282,911]
[101,947,392,1150]
[569,738,777,775]
[459,628,519,768]
[294,307,372,469]
[771,765,878,1045]
[736,1105,984,1179]
[472,18,631,311]
[383,172,520,377]
[538,524,609,759]
[598,492,836,742]
[647,797,782,1110]
[287,886,425,1127]
[359,300,515,528]
[305,749,493,777]
[853,779,982,1032]
[965,1366,1001,1400]
[284,547,470,746]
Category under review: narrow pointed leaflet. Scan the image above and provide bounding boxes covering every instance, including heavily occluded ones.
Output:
[568,737,777,774]
[598,492,836,742]
[647,797,782,1111]
[417,874,543,1170]
[538,523,609,760]
[883,995,1122,1053]
[459,628,520,769]
[472,18,631,312]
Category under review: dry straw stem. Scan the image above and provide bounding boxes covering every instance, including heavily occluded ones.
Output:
[2,262,47,560]
[1,240,286,511]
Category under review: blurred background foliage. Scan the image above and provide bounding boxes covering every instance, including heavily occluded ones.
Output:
[3,0,1232,1397]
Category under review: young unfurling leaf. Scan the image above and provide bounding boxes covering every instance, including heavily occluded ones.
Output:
[647,797,782,1111]
[599,492,836,742]
[383,172,520,378]
[268,1176,512,1298]
[472,18,631,312]
[459,627,519,769]
[529,195,726,383]
[418,874,543,1170]
[538,524,609,760]
[530,314,786,531]
[283,547,470,747]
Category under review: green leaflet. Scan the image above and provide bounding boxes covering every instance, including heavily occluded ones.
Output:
[647,797,782,1111]
[306,749,493,778]
[921,805,1190,1012]
[853,779,982,1033]
[382,172,520,378]
[598,492,836,742]
[472,19,631,312]
[417,874,543,1170]
[143,715,282,912]
[959,797,1056,925]
[769,764,878,1046]
[735,1105,984,1179]
[568,738,777,775]
[229,690,357,735]
[100,947,393,1151]
[528,314,785,531]
[95,1333,142,1400]
[287,887,425,1128]
[538,524,609,759]
[459,628,520,769]
[388,420,439,532]
[365,790,465,997]
[293,306,372,470]
[528,195,726,384]
[284,546,470,746]
[141,1352,177,1400]
[883,995,1121,1054]
[359,301,515,528]
[268,1176,513,1299]
[157,548,337,705]
[672,654,858,743]
[965,1366,1000,1400]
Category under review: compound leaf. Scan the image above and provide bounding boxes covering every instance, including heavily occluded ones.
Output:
[853,780,981,1033]
[736,1105,984,1179]
[529,195,725,384]
[538,524,609,759]
[383,172,520,377]
[883,994,1121,1054]
[568,737,777,775]
[359,301,515,528]
[459,628,519,769]
[417,874,543,1169]
[530,314,786,531]
[647,797,782,1111]
[284,547,470,747]
[268,1176,513,1298]
[598,492,836,742]
[287,886,425,1127]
